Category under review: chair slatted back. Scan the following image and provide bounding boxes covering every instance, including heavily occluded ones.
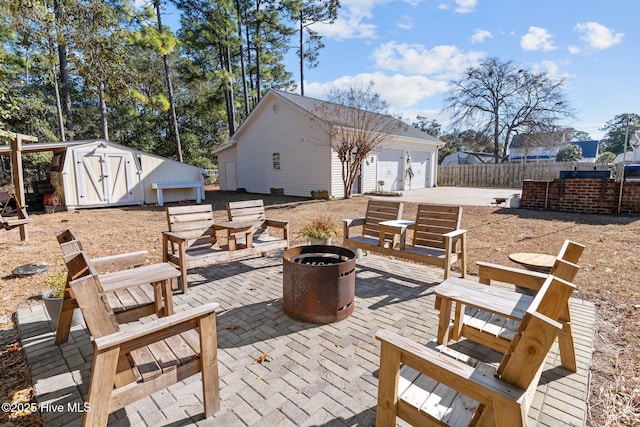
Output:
[64,251,120,333]
[556,240,585,266]
[166,205,216,249]
[412,204,462,250]
[362,200,404,239]
[497,275,574,382]
[227,199,268,236]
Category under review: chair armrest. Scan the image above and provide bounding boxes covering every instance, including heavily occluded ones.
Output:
[343,217,365,228]
[91,251,148,273]
[94,302,220,352]
[442,229,467,239]
[477,260,547,290]
[375,329,525,407]
[162,230,188,244]
[265,218,288,228]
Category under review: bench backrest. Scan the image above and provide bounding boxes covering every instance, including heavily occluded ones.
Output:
[362,200,404,238]
[166,205,216,249]
[411,204,462,250]
[227,199,268,235]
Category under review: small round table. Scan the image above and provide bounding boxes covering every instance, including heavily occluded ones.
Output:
[508,252,556,273]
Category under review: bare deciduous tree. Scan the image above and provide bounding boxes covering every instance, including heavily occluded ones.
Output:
[313,82,406,198]
[444,57,574,162]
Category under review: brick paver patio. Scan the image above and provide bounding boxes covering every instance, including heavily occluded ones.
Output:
[16,253,594,426]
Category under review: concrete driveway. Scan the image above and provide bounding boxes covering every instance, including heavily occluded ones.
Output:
[367,186,522,207]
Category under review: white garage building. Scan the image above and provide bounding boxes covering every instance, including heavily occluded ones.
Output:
[214,90,442,198]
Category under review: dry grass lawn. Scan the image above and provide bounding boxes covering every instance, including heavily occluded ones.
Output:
[1,189,639,425]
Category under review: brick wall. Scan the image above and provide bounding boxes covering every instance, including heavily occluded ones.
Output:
[521,178,640,215]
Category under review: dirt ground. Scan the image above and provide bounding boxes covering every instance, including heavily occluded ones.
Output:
[1,189,639,426]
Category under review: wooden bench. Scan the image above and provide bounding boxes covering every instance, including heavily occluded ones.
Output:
[55,229,177,345]
[1,191,30,239]
[344,203,466,280]
[65,251,220,426]
[151,181,204,206]
[376,275,574,426]
[343,200,404,253]
[162,202,289,292]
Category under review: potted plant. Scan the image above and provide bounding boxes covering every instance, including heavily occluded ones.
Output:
[42,271,82,326]
[300,216,338,245]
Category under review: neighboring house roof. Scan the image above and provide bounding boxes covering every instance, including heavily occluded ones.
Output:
[442,151,504,165]
[215,89,443,155]
[570,140,599,159]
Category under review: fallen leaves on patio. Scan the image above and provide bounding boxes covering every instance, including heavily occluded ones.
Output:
[254,353,272,364]
[224,323,240,331]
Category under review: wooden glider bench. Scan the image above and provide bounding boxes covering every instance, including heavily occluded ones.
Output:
[151,181,204,207]
[376,275,574,426]
[163,201,289,292]
[55,229,177,345]
[64,251,220,426]
[344,202,467,280]
[1,191,30,239]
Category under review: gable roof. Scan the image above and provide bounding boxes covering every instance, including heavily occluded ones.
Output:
[216,90,444,156]
[272,90,442,144]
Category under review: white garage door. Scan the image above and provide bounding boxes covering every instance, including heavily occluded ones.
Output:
[409,152,430,189]
[377,150,403,191]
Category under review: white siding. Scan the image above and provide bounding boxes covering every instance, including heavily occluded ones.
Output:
[361,156,378,193]
[140,152,203,204]
[216,145,237,191]
[330,151,344,198]
[234,95,331,197]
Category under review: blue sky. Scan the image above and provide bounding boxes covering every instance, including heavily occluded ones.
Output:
[166,0,637,139]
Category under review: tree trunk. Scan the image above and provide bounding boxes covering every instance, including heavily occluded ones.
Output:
[98,80,109,141]
[235,0,250,116]
[155,0,183,162]
[299,10,304,96]
[48,36,65,140]
[54,0,74,139]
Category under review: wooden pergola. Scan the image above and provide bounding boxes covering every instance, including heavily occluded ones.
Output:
[0,130,38,241]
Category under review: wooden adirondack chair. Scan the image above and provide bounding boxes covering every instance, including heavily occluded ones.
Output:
[435,266,579,372]
[375,276,573,426]
[65,251,220,426]
[55,229,177,345]
[472,240,585,371]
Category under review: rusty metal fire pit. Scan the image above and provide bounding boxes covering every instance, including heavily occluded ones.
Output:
[282,245,356,324]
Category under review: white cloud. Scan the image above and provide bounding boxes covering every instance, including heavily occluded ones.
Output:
[455,0,478,13]
[397,16,413,30]
[568,45,581,55]
[520,26,556,51]
[471,29,492,44]
[575,22,623,50]
[316,0,391,40]
[305,72,449,108]
[373,42,485,77]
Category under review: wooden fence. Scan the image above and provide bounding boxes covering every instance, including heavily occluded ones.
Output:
[437,162,612,188]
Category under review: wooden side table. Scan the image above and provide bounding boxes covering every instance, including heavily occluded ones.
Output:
[378,220,416,249]
[508,252,556,273]
[216,220,256,251]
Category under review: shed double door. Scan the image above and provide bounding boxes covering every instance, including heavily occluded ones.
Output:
[74,150,136,206]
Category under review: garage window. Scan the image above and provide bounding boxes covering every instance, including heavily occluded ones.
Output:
[273,153,280,170]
